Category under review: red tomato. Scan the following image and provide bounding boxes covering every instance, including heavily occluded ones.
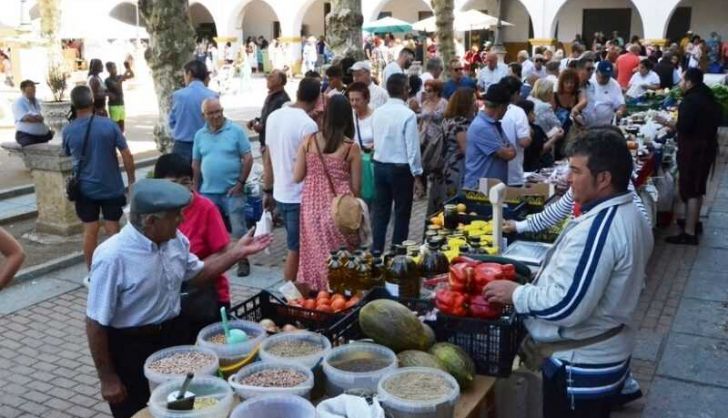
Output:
[317,290,331,300]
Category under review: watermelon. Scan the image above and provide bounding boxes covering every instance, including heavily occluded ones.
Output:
[397,350,447,371]
[358,300,430,352]
[429,342,476,389]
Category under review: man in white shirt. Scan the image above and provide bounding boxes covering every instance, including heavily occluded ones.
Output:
[523,54,547,80]
[417,57,444,100]
[560,42,585,72]
[382,47,415,86]
[499,77,532,186]
[586,61,627,127]
[263,77,320,282]
[544,61,560,92]
[517,51,534,81]
[371,73,424,253]
[626,59,661,99]
[351,60,389,109]
[477,52,509,92]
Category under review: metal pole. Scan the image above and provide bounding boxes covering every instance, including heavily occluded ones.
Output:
[135,0,141,46]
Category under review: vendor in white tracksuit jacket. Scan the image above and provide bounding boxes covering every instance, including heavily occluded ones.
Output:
[485,127,654,418]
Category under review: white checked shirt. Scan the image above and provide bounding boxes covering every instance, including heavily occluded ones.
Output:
[86,224,204,328]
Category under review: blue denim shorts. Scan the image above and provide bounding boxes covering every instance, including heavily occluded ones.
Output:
[276,201,300,251]
[202,193,247,239]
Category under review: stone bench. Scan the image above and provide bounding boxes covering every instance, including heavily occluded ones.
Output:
[1,141,81,235]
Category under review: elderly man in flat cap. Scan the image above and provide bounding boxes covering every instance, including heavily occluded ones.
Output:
[85,179,272,418]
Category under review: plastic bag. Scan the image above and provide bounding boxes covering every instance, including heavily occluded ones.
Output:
[254,210,273,254]
[316,394,385,418]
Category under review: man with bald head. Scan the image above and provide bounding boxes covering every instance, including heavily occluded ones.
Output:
[192,98,254,276]
[477,52,508,92]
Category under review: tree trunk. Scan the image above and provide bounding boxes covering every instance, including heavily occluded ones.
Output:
[325,0,365,61]
[138,0,196,153]
[432,0,455,80]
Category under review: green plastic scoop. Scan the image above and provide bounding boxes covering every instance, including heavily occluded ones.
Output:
[220,306,248,344]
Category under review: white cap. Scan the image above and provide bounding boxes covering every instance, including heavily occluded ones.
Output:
[350,61,372,72]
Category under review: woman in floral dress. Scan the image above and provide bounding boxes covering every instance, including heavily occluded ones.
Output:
[427,87,477,215]
[293,95,362,291]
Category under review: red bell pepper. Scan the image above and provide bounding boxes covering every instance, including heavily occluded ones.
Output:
[449,263,473,292]
[469,295,503,319]
[436,289,470,316]
[501,264,517,280]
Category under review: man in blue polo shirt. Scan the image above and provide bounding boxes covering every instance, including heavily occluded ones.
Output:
[443,57,477,99]
[169,60,218,162]
[463,83,515,188]
[192,98,253,276]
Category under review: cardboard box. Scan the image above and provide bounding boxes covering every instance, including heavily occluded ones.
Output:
[477,178,554,206]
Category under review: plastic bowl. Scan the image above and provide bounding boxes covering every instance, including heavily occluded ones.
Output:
[228,361,315,400]
[144,346,219,391]
[258,331,331,369]
[230,394,317,418]
[148,375,233,418]
[377,367,460,418]
[322,342,398,396]
[196,320,267,366]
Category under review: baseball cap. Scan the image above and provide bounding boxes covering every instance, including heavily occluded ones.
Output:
[484,83,511,104]
[350,61,371,72]
[19,80,39,90]
[596,60,614,76]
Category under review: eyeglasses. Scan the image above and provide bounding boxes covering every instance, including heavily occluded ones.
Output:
[452,67,464,71]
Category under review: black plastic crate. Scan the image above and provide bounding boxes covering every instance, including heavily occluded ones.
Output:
[432,192,529,221]
[230,290,358,333]
[436,309,525,377]
[326,287,437,347]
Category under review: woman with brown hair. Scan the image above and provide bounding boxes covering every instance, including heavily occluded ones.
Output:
[293,94,362,291]
[427,87,477,214]
[552,68,585,159]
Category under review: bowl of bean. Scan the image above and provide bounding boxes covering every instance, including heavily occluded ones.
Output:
[322,342,398,396]
[228,361,315,400]
[377,367,460,418]
[144,346,220,391]
[148,375,233,418]
[230,394,316,418]
[258,331,331,369]
[196,320,267,366]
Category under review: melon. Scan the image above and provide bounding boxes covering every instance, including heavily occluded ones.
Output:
[429,342,476,389]
[422,324,436,349]
[358,300,430,352]
[397,350,447,371]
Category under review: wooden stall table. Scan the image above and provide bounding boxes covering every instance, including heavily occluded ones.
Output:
[132,374,497,418]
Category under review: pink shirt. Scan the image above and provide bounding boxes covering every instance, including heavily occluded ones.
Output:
[616,53,641,89]
[179,192,231,303]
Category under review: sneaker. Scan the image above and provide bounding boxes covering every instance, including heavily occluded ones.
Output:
[676,219,703,235]
[237,259,251,277]
[665,232,698,245]
[82,275,91,289]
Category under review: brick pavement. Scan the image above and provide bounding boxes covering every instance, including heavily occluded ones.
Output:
[0,132,725,416]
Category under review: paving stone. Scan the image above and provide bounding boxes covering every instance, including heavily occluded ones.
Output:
[0,278,80,315]
[0,406,22,418]
[657,332,728,387]
[672,297,728,340]
[632,330,664,362]
[699,227,728,250]
[684,269,728,302]
[643,377,728,418]
[692,248,728,273]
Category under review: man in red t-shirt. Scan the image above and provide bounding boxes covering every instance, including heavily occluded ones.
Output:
[615,44,642,89]
[154,153,232,337]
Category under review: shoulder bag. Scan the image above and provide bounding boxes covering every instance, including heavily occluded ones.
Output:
[355,115,375,201]
[65,115,95,202]
[312,134,364,234]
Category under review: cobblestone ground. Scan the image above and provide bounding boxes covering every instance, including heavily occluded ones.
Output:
[0,135,726,417]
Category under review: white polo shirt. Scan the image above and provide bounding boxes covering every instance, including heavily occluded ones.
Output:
[585,77,625,127]
[86,225,204,328]
[501,104,531,186]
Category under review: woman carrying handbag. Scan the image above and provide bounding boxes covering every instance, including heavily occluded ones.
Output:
[293,95,363,291]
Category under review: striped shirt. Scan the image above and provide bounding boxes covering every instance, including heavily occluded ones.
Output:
[515,181,650,234]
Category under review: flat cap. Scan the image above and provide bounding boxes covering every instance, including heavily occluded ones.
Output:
[130,179,191,214]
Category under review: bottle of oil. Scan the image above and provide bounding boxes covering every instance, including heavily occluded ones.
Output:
[383,244,397,268]
[327,252,343,293]
[359,246,373,268]
[343,255,360,295]
[385,245,420,298]
[371,255,385,287]
[338,246,351,265]
[420,241,450,278]
[356,256,373,290]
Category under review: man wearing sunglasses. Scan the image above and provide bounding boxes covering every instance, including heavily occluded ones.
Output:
[443,57,477,99]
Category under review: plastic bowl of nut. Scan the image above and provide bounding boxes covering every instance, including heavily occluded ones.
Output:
[258,331,331,369]
[228,361,315,400]
[148,375,233,418]
[144,346,219,391]
[196,319,267,367]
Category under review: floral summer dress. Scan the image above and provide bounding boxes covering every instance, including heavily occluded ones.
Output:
[297,139,360,291]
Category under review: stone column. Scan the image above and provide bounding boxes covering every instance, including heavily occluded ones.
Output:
[1,143,82,235]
